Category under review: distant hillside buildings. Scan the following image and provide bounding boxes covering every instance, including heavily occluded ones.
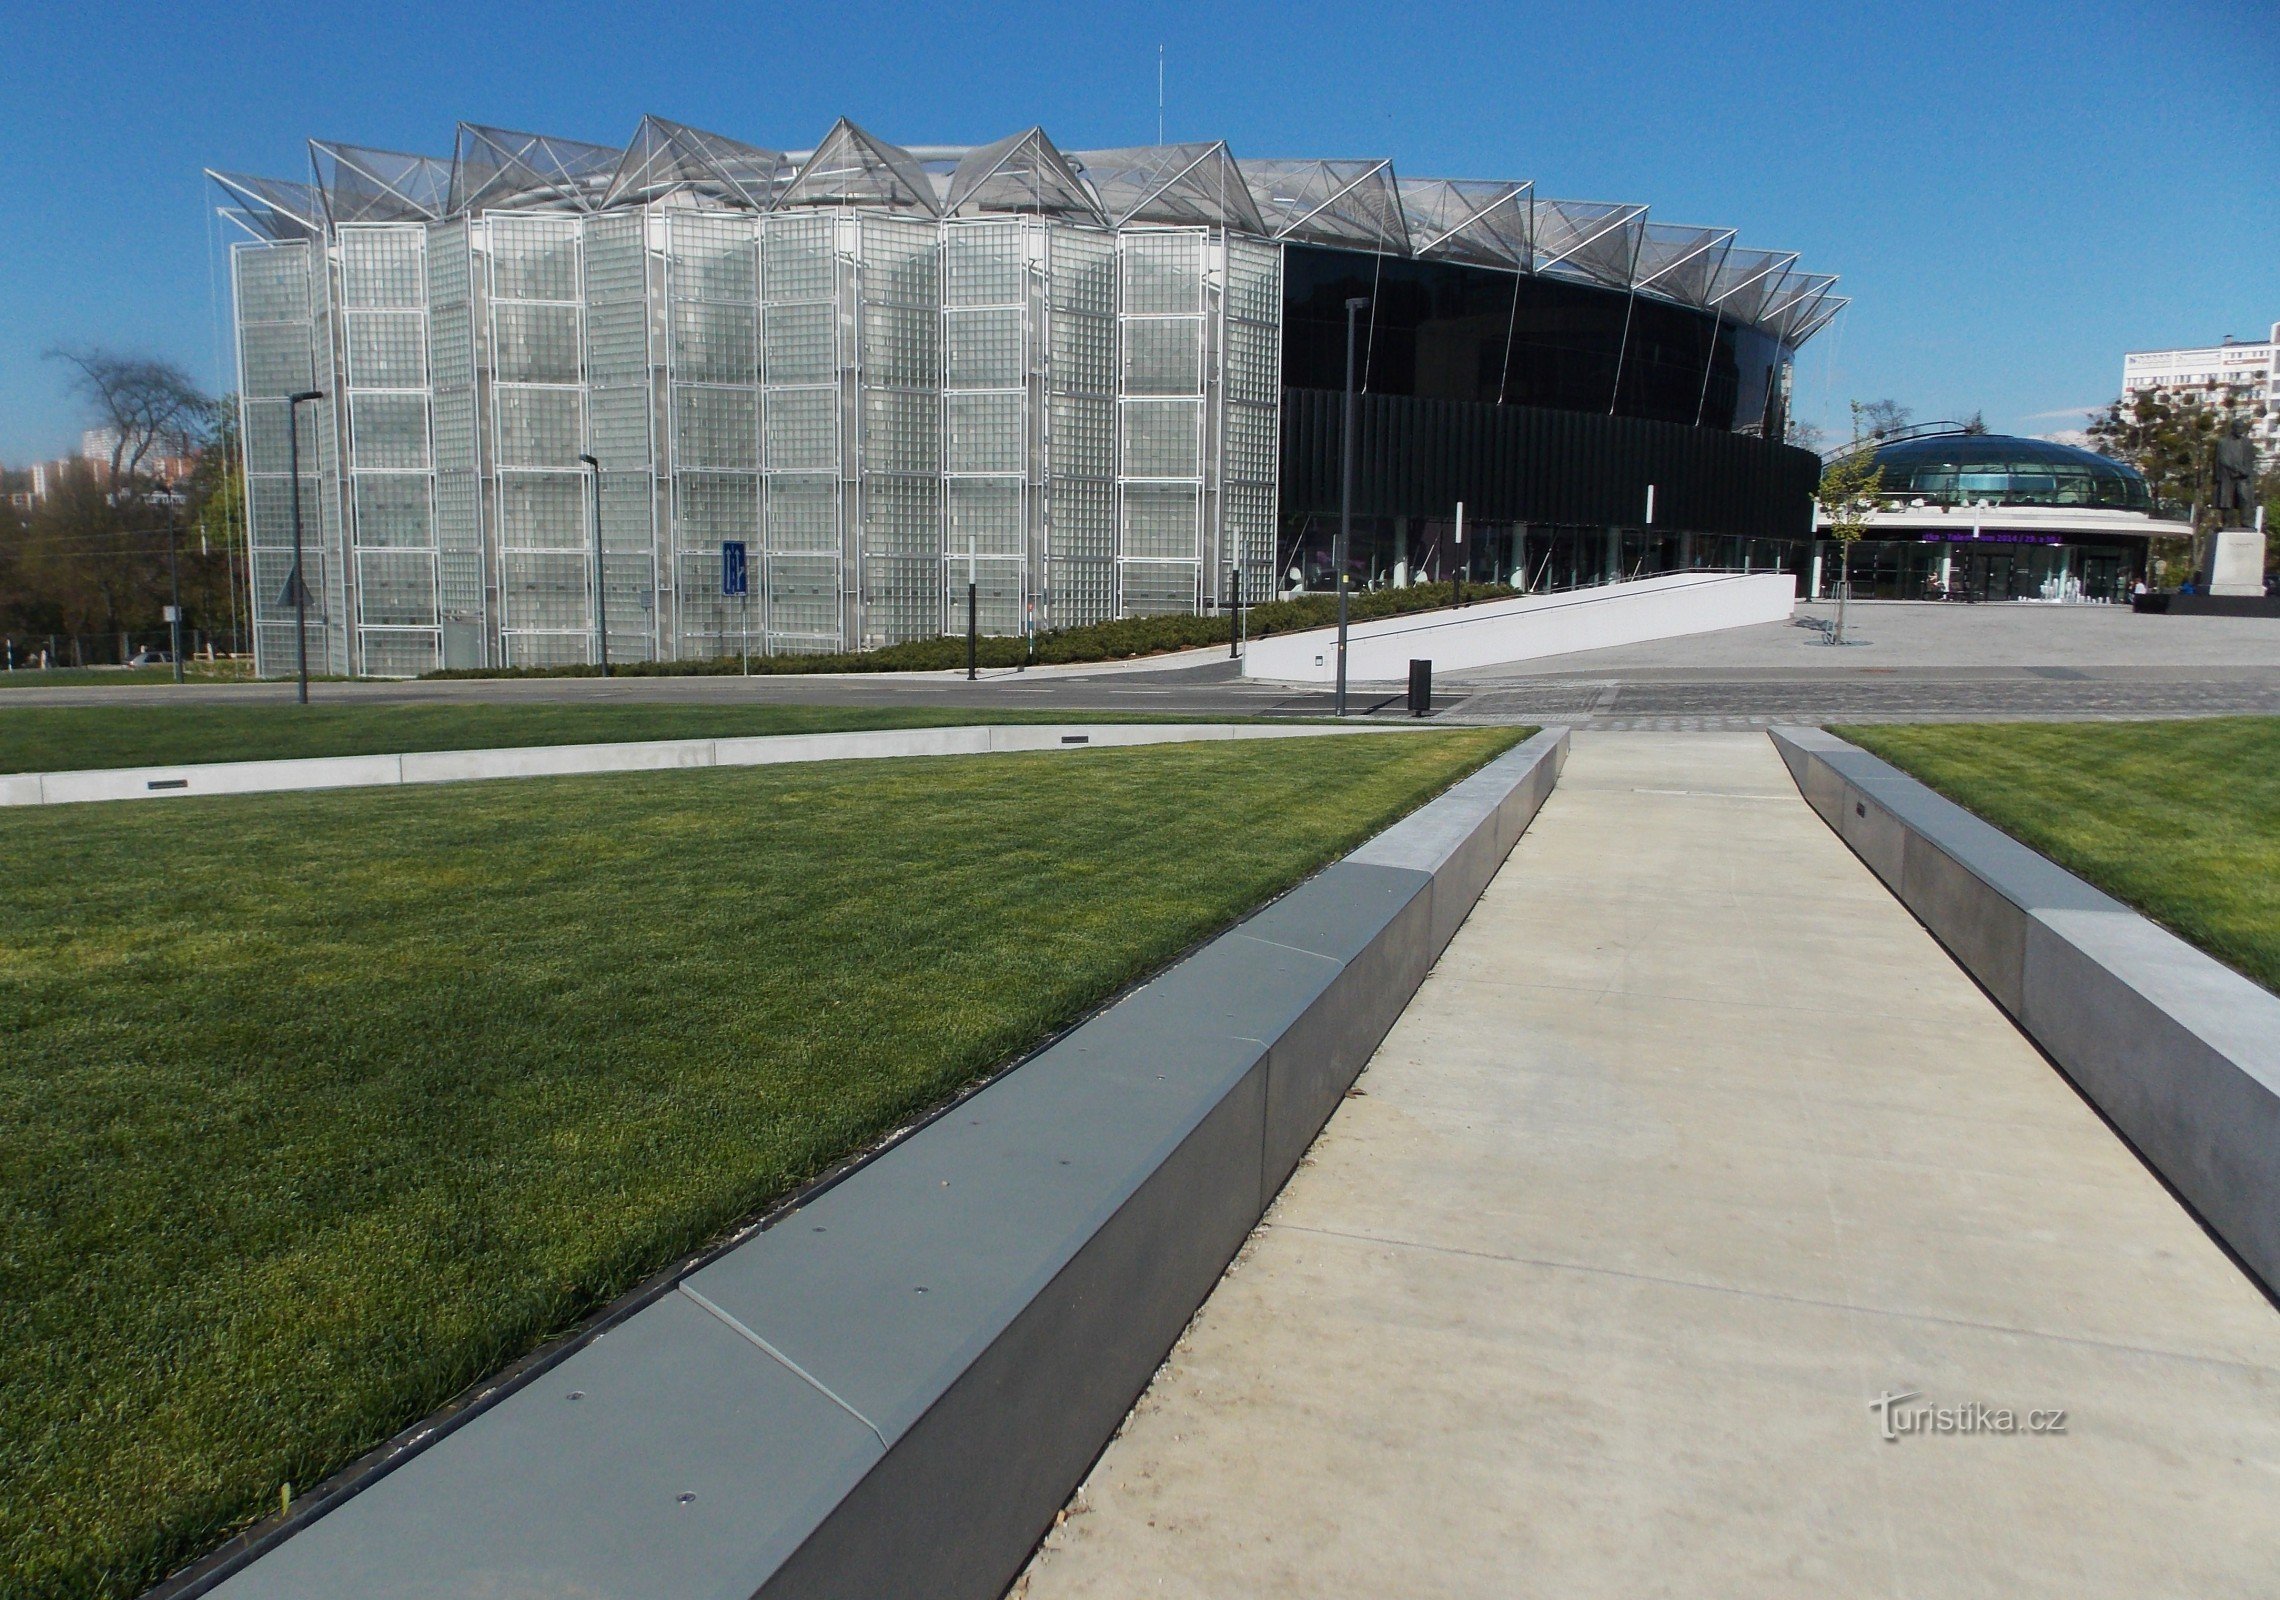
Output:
[2123,321,2279,461]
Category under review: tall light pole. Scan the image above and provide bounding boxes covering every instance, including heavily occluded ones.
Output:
[1337,295,1368,717]
[286,389,324,705]
[579,453,609,677]
[165,520,184,683]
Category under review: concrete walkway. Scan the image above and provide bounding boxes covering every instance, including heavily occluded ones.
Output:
[1018,732,2280,1599]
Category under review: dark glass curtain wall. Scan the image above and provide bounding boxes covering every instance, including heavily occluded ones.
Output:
[1281,244,1786,435]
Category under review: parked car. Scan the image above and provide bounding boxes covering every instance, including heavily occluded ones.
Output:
[127,648,171,667]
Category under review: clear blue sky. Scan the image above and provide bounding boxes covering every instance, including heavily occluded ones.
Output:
[0,0,2272,462]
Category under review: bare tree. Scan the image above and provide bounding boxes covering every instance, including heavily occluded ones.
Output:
[44,348,214,494]
[23,349,220,656]
[1855,398,1913,442]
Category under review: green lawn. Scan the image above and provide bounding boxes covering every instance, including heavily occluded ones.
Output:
[0,729,1521,1599]
[0,702,1260,776]
[1836,717,2280,994]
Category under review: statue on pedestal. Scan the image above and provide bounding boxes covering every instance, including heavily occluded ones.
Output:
[2212,419,2257,528]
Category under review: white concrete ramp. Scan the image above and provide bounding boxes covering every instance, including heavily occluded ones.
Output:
[1241,572,1796,682]
[1018,732,2280,1599]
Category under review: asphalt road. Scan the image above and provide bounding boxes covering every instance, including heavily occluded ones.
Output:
[5,656,2277,730]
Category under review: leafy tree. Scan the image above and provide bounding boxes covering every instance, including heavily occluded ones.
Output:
[1815,401,1887,644]
[2086,385,2265,582]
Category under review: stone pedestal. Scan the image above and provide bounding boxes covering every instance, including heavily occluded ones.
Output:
[2208,529,2267,597]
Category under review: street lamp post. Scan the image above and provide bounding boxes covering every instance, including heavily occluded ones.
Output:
[165,520,184,683]
[578,453,609,677]
[285,389,325,705]
[1337,295,1368,717]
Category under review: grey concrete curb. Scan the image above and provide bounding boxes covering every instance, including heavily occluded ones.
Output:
[199,727,1570,1600]
[1770,725,2280,1298]
[3,722,1408,808]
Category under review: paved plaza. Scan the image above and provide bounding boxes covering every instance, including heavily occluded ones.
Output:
[1017,733,2280,1599]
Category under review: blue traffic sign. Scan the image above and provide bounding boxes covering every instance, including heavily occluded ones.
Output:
[721,540,748,598]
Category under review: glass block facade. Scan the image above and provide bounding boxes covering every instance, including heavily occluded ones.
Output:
[216,116,1833,675]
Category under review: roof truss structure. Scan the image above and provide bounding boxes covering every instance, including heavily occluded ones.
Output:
[1706,247,1800,325]
[1764,272,1840,342]
[945,127,1104,222]
[1788,293,1847,345]
[779,119,940,215]
[1397,179,1532,269]
[214,118,1841,348]
[1241,158,1409,253]
[311,142,451,224]
[208,170,325,240]
[1534,199,1648,288]
[451,124,623,215]
[1631,223,1734,308]
[1068,143,1265,232]
[604,116,791,211]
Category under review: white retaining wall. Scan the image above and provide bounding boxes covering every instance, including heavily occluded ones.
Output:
[2,723,1399,809]
[1242,571,1798,682]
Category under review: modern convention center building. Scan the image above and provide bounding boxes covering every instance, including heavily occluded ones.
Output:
[211,119,1842,675]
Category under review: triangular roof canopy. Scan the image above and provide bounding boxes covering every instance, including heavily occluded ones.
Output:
[604,116,791,211]
[1765,271,1839,342]
[1069,143,1264,231]
[1241,158,1408,252]
[311,141,452,224]
[208,170,325,240]
[217,116,1840,348]
[945,127,1104,222]
[1705,246,1799,324]
[779,119,940,215]
[451,124,623,214]
[1788,294,1847,346]
[1534,198,1647,288]
[1631,223,1734,308]
[1398,178,1532,269]
[1760,268,1833,337]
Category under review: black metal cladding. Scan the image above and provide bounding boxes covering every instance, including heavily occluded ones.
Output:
[1280,387,1822,539]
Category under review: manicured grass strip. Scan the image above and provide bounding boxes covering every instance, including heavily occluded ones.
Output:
[0,729,1523,1599]
[0,703,1250,777]
[1835,717,2280,994]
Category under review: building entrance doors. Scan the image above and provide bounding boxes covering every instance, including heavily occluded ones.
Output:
[1956,551,2021,601]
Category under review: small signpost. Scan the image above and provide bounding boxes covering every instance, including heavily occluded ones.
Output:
[722,540,750,675]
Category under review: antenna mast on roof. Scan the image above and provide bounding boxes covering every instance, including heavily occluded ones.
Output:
[1158,46,1165,144]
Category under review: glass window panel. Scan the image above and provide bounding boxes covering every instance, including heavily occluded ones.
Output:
[1120,399,1201,478]
[1122,317,1202,395]
[492,302,582,384]
[496,386,582,468]
[350,392,429,470]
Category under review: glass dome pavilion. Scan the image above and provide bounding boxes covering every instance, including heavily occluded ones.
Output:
[1866,432,2154,512]
[1815,429,2187,602]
